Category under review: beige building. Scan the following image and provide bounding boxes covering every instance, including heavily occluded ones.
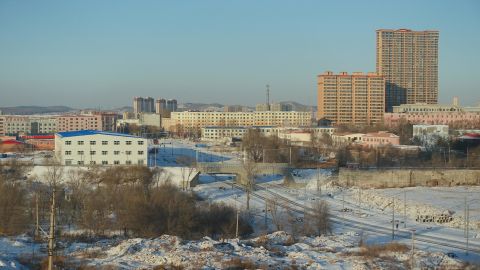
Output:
[317,71,385,125]
[0,115,57,136]
[170,111,311,131]
[376,29,439,112]
[56,115,102,132]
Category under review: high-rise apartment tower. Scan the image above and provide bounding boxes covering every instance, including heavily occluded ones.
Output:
[376,29,439,112]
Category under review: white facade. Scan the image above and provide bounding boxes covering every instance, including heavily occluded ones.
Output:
[413,125,449,138]
[55,130,148,166]
[201,126,335,142]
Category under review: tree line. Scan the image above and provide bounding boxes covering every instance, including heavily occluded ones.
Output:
[0,162,253,239]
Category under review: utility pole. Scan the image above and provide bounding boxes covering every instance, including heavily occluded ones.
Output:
[404,190,407,228]
[464,196,467,237]
[358,188,361,209]
[342,192,345,228]
[35,194,39,241]
[289,147,292,164]
[264,199,269,230]
[466,204,469,255]
[235,207,239,238]
[411,229,416,269]
[392,197,395,240]
[48,187,56,270]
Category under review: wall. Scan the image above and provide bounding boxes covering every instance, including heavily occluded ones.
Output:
[338,168,480,188]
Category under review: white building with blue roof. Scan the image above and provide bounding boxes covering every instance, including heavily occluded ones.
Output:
[55,130,148,166]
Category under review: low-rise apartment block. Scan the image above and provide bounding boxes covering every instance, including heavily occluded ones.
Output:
[201,126,334,142]
[332,131,399,147]
[55,130,148,166]
[170,111,312,132]
[0,115,57,136]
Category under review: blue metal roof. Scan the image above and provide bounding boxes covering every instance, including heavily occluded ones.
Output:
[56,130,142,138]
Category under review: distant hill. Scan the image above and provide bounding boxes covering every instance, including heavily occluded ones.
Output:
[179,101,314,112]
[278,101,315,112]
[0,106,74,115]
[180,103,225,111]
[115,106,133,112]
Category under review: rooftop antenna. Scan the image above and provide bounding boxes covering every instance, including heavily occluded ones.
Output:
[266,84,270,110]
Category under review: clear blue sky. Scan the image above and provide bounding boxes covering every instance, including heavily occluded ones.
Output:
[1,0,479,108]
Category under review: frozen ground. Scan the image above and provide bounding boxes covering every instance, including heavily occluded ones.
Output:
[194,169,480,264]
[0,231,467,270]
[359,186,480,231]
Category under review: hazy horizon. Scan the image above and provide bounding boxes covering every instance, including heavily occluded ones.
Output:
[1,0,479,108]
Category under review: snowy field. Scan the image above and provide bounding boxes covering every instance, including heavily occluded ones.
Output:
[0,231,467,269]
[194,169,480,264]
[360,186,480,231]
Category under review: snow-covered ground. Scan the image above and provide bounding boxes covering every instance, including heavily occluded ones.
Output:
[2,140,480,268]
[359,186,480,231]
[0,231,466,270]
[194,169,480,264]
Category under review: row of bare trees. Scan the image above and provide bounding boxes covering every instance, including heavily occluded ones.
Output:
[242,129,299,163]
[0,162,253,239]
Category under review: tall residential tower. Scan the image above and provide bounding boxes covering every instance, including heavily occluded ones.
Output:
[376,29,439,112]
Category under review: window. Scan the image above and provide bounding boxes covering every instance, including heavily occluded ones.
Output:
[138,159,144,165]
[126,151,132,155]
[126,141,132,145]
[78,151,84,155]
[138,151,144,155]
[90,141,96,145]
[138,141,144,145]
[102,161,108,165]
[65,141,72,145]
[114,141,120,145]
[114,160,120,165]
[126,160,132,165]
[78,141,84,145]
[65,160,72,165]
[102,141,108,145]
[90,161,96,165]
[65,151,71,155]
[114,151,120,155]
[77,161,84,165]
[102,151,108,155]
[90,151,96,155]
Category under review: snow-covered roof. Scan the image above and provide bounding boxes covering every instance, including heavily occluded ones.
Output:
[56,130,142,139]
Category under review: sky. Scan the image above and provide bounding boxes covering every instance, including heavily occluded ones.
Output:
[0,0,479,109]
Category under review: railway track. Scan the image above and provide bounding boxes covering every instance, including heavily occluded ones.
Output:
[223,181,480,254]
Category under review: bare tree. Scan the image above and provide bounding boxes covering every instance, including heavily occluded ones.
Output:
[177,156,196,191]
[242,129,265,162]
[308,200,331,236]
[242,159,258,210]
[266,198,283,231]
